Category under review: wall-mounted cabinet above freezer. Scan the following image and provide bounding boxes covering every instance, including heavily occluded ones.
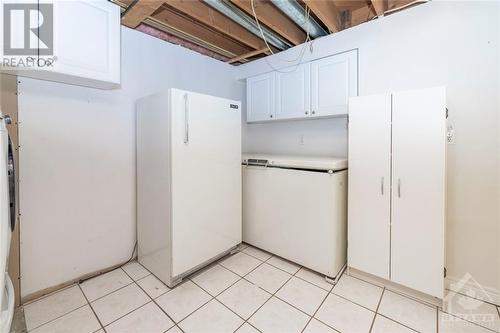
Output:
[246,50,358,123]
[0,1,121,89]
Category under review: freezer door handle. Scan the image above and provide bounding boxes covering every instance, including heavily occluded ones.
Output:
[184,93,189,144]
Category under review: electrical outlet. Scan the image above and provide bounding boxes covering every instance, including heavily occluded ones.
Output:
[447,125,456,145]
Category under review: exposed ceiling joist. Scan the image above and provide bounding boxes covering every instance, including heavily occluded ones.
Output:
[164,0,270,52]
[114,0,426,65]
[349,4,376,27]
[332,0,372,11]
[151,7,252,57]
[136,23,231,62]
[270,0,327,38]
[121,0,164,28]
[371,0,386,16]
[230,0,307,45]
[302,0,341,33]
[226,47,267,64]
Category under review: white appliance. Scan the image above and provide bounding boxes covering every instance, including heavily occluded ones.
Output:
[136,89,242,287]
[0,113,15,333]
[348,86,446,299]
[242,154,347,280]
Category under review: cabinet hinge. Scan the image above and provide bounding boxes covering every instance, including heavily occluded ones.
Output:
[444,267,447,278]
[445,108,449,119]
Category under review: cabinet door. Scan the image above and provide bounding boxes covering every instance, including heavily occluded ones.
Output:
[275,63,311,120]
[40,0,121,87]
[311,51,357,117]
[391,87,446,299]
[247,72,274,122]
[348,93,392,280]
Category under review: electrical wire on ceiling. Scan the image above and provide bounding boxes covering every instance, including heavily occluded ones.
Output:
[250,0,428,71]
[250,0,313,73]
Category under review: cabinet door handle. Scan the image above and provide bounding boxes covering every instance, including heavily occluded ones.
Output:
[398,179,401,198]
[311,110,316,115]
[381,177,384,195]
[184,93,189,144]
[305,111,309,115]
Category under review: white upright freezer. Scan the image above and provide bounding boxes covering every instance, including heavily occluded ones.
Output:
[242,154,347,280]
[136,89,242,287]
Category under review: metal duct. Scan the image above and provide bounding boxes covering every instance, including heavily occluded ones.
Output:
[270,0,327,38]
[203,0,292,50]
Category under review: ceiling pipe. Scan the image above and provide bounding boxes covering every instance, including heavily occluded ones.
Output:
[203,0,292,50]
[270,0,327,39]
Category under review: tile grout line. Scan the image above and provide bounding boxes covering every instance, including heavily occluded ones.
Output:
[437,309,499,333]
[184,247,275,332]
[369,287,385,333]
[22,283,78,306]
[299,282,339,333]
[81,268,137,303]
[330,289,381,314]
[436,306,439,333]
[218,247,290,332]
[120,264,182,333]
[382,287,438,309]
[305,272,369,333]
[374,287,430,333]
[240,256,306,331]
[446,288,500,309]
[25,302,89,332]
[77,283,106,332]
[230,247,352,332]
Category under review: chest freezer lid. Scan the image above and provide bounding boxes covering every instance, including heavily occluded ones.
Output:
[242,154,347,171]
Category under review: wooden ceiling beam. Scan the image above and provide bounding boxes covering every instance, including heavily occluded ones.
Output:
[302,0,341,33]
[226,47,267,64]
[136,23,231,62]
[230,0,306,46]
[349,4,376,28]
[122,0,165,28]
[371,0,386,16]
[164,0,270,52]
[151,7,252,57]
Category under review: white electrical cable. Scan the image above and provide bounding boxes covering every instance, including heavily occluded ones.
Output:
[250,0,313,73]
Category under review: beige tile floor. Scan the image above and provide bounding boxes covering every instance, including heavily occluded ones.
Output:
[18,243,500,333]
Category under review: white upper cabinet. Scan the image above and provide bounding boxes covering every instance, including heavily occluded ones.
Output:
[311,51,357,117]
[1,0,120,89]
[245,50,357,122]
[47,1,121,88]
[275,63,311,120]
[247,72,275,122]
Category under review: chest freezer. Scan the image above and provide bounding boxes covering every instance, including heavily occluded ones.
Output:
[242,154,347,280]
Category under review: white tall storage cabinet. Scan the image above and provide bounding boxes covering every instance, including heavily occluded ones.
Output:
[348,87,446,299]
[136,89,242,287]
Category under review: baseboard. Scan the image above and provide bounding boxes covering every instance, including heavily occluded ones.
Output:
[446,275,500,307]
[347,267,443,307]
[21,260,133,305]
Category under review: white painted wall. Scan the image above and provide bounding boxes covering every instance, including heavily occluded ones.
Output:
[239,1,500,296]
[18,27,243,298]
